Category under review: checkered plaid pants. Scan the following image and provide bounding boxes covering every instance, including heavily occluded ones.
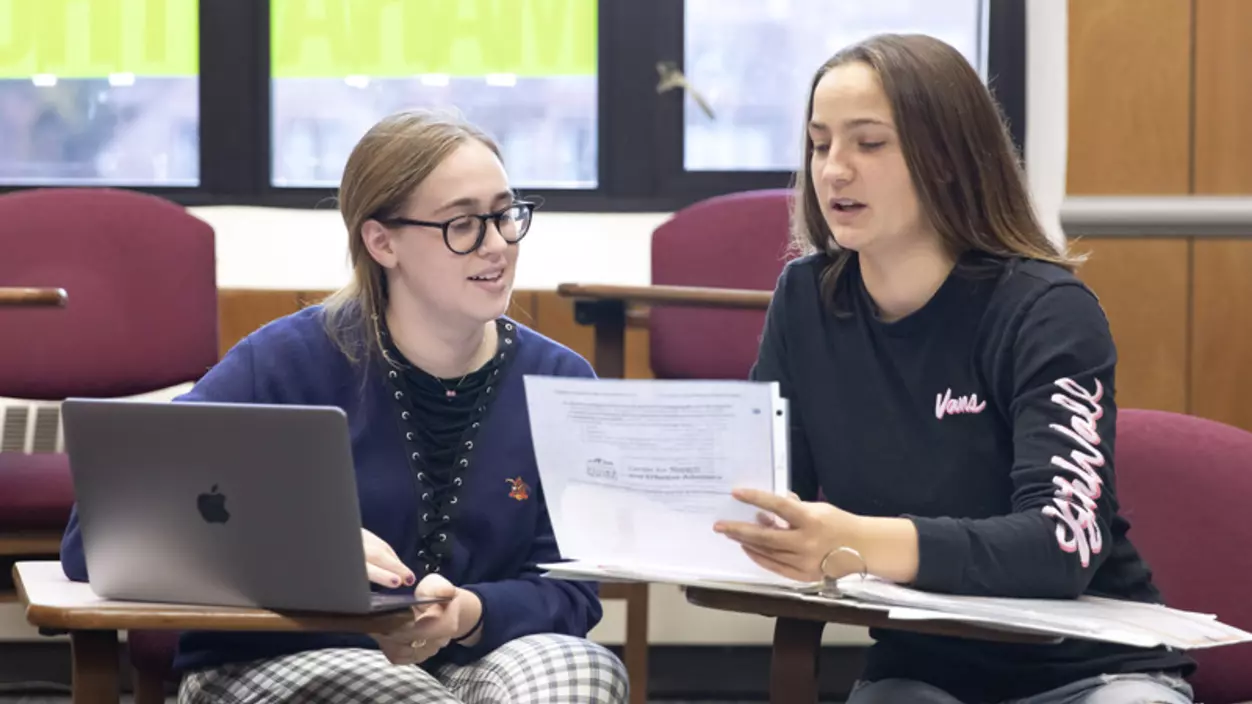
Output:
[177,634,629,703]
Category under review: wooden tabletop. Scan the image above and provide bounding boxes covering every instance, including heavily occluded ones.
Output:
[685,585,1059,645]
[0,287,67,307]
[556,283,773,310]
[13,561,414,633]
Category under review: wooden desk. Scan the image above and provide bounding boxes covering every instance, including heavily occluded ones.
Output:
[685,586,1056,704]
[13,561,415,704]
[0,287,67,307]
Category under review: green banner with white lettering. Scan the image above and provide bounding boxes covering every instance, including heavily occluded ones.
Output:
[0,0,198,79]
[271,0,597,78]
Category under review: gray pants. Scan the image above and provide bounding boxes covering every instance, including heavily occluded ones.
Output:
[848,671,1193,704]
[177,633,629,703]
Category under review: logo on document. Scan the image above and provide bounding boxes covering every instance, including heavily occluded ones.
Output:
[197,484,230,524]
[586,458,617,480]
[506,477,530,502]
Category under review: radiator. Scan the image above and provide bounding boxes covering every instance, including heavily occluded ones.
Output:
[0,384,194,455]
[0,403,64,454]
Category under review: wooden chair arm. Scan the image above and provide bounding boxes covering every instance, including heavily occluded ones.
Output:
[556,283,773,380]
[556,283,772,310]
[684,586,1056,645]
[13,562,412,633]
[0,287,67,308]
[686,587,1058,704]
[0,532,63,557]
[16,561,414,704]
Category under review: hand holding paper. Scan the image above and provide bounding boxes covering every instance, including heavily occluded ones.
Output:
[524,375,801,587]
[527,376,1252,652]
[719,488,922,584]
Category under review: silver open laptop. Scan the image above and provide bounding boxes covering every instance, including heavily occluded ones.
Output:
[60,398,438,614]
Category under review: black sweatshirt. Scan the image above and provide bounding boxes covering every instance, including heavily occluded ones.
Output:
[751,251,1194,702]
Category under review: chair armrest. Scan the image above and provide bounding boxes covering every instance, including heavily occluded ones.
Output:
[556,283,772,379]
[0,532,63,557]
[13,561,411,634]
[556,283,772,311]
[684,586,1056,645]
[0,287,67,308]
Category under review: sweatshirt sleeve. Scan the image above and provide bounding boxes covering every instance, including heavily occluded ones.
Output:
[908,283,1119,598]
[59,338,259,582]
[444,350,603,662]
[749,265,819,502]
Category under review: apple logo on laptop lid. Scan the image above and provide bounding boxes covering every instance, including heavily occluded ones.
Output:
[197,485,230,524]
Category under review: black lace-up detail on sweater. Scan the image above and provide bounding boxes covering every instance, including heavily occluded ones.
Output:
[378,318,516,575]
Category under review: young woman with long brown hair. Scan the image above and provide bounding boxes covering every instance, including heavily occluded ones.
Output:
[715,34,1195,704]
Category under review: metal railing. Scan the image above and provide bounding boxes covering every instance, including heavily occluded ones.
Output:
[1061,196,1252,237]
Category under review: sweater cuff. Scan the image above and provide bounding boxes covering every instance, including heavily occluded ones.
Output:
[906,515,968,593]
[440,583,506,664]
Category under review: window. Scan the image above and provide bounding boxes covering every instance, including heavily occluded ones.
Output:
[269,0,598,190]
[0,0,200,187]
[651,0,1015,199]
[680,0,986,172]
[0,0,1025,211]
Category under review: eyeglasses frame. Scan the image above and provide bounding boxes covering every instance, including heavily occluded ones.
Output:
[374,200,537,256]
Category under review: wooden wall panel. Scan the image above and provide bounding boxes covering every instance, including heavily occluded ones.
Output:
[529,291,653,379]
[1194,0,1252,194]
[217,290,320,359]
[1191,239,1252,431]
[1074,238,1190,413]
[1066,0,1192,194]
[217,289,567,368]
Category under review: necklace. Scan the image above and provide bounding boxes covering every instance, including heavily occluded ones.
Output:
[434,326,495,398]
[436,373,469,399]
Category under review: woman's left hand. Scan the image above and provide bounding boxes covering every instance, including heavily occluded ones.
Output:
[714,488,866,582]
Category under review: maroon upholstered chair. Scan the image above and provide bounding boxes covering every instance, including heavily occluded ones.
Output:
[0,187,218,700]
[557,188,795,702]
[647,188,795,380]
[558,188,794,381]
[1114,408,1252,704]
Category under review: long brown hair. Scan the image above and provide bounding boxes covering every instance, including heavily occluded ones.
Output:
[791,33,1083,306]
[321,108,502,366]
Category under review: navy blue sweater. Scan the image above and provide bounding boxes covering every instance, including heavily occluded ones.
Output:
[59,306,602,673]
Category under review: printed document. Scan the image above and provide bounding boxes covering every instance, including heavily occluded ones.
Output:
[833,576,1252,651]
[523,376,800,587]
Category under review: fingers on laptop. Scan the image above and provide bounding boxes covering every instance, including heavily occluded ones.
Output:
[361,528,416,587]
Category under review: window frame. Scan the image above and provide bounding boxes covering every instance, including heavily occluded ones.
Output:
[651,0,1028,200]
[0,0,1027,213]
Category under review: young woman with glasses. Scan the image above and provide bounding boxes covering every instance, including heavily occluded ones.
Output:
[58,108,628,703]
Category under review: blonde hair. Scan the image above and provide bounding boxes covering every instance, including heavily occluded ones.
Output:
[791,34,1084,309]
[321,108,502,366]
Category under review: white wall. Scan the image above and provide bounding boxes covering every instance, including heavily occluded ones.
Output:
[1,0,1067,645]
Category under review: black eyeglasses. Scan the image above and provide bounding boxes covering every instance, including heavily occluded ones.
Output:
[376,201,536,255]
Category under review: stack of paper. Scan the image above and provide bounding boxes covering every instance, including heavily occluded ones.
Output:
[524,376,1252,652]
[833,576,1251,650]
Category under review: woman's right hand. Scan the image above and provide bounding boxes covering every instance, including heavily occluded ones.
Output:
[362,528,416,589]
